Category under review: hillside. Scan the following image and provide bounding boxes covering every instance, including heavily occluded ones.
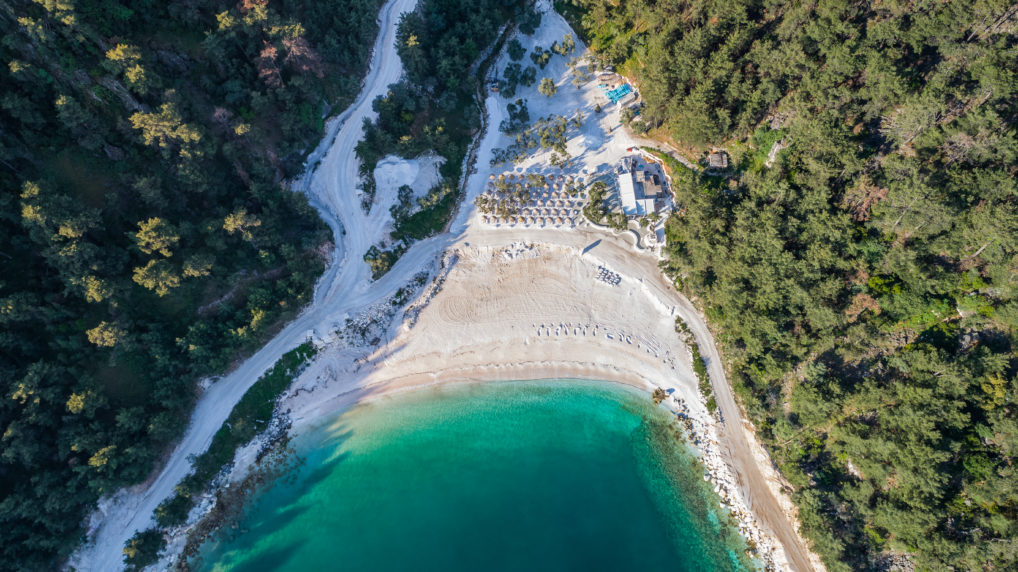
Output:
[563,0,1018,569]
[0,0,383,567]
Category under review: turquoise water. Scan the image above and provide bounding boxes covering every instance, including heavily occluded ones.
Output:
[194,380,754,571]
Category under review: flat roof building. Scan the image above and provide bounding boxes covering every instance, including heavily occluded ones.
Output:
[618,156,662,217]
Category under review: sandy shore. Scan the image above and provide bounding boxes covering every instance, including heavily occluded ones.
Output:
[280,238,788,569]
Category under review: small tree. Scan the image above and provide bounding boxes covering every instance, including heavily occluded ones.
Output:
[518,9,542,35]
[86,321,126,348]
[500,99,530,134]
[530,46,551,69]
[507,38,525,61]
[123,528,165,571]
[652,388,668,404]
[538,77,557,97]
[561,34,576,54]
[105,44,155,94]
[223,208,262,241]
[134,217,179,257]
[155,493,193,527]
[130,103,201,154]
[390,184,415,223]
[520,66,537,87]
[132,260,181,296]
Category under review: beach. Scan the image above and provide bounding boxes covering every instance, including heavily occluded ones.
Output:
[69,1,823,570]
[281,235,793,570]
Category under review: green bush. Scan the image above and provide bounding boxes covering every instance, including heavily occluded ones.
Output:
[123,528,165,571]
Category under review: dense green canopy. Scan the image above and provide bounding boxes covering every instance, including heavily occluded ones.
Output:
[565,0,1018,569]
[0,0,384,568]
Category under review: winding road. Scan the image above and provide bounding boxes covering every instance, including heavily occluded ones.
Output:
[71,1,816,570]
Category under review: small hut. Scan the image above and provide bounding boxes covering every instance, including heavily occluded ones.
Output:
[708,151,729,169]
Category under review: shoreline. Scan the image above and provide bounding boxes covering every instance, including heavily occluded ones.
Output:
[343,373,783,562]
[158,235,809,572]
[275,240,794,570]
[299,369,785,567]
[71,1,822,570]
[186,353,786,570]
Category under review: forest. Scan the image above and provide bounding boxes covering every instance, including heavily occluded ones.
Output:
[564,0,1018,569]
[0,0,384,568]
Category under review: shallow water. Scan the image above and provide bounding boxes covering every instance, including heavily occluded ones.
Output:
[194,380,754,571]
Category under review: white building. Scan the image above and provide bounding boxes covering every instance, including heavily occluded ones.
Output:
[618,156,662,217]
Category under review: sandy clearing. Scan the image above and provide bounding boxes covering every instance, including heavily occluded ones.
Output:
[373,154,445,205]
[373,154,444,245]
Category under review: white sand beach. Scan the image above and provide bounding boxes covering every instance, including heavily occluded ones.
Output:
[283,232,800,571]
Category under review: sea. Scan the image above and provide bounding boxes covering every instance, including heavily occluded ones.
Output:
[193,380,755,571]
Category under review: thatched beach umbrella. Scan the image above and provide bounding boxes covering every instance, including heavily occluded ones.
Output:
[555,216,563,225]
